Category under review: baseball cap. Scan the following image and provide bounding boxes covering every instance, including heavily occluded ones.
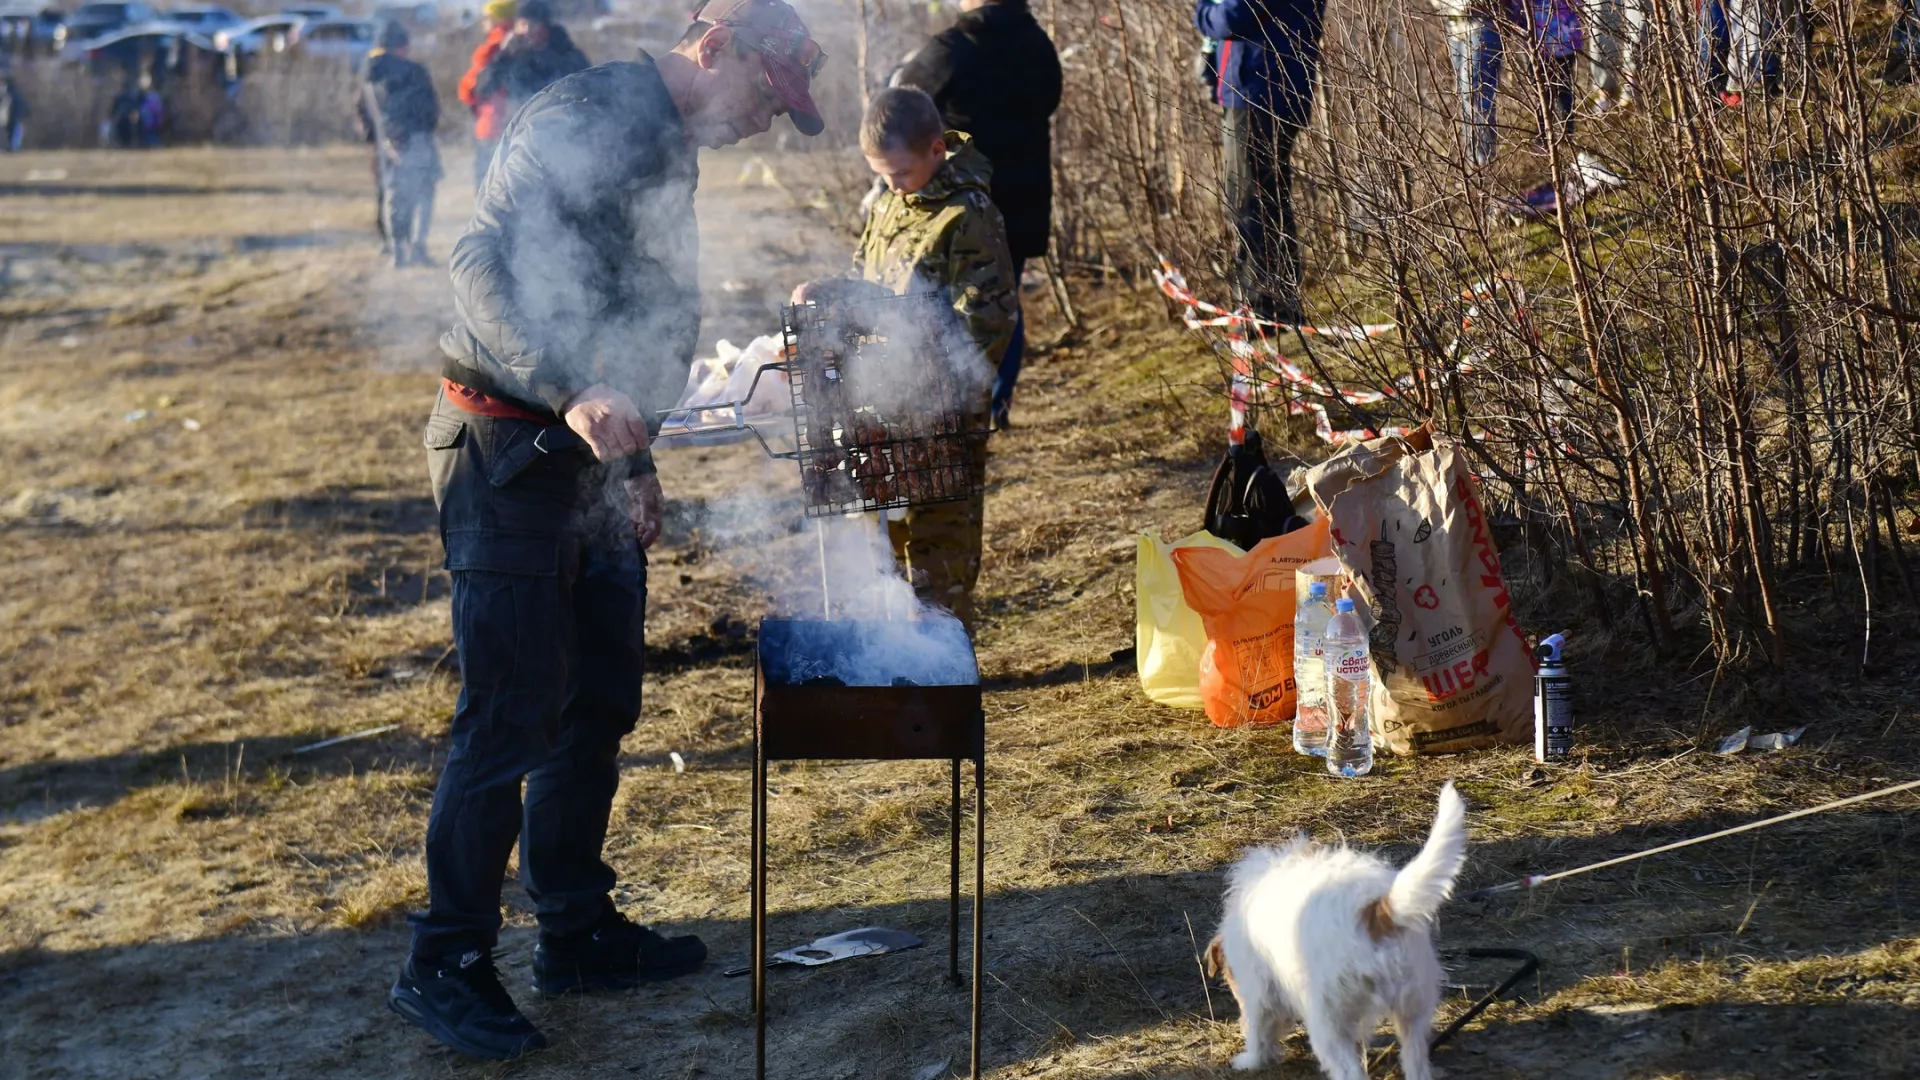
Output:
[692,0,825,136]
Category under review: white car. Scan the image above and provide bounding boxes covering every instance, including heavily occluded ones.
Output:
[212,12,303,54]
[289,15,372,61]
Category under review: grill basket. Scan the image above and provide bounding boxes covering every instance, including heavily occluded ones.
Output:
[782,293,990,518]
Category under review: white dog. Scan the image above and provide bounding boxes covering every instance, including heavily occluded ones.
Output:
[1207,783,1467,1079]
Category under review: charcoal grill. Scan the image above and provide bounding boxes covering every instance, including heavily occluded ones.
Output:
[655,292,991,518]
[752,618,986,1080]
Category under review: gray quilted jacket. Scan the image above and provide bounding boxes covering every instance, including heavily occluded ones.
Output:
[440,52,700,433]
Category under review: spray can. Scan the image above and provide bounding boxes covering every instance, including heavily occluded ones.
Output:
[1533,633,1572,762]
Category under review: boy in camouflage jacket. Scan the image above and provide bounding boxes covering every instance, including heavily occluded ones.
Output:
[795,87,1018,630]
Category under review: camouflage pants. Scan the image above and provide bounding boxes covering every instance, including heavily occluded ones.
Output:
[887,436,988,631]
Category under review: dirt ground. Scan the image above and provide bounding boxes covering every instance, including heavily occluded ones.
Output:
[3,144,1919,1080]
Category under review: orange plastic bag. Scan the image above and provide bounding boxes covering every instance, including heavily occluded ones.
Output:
[1171,519,1331,728]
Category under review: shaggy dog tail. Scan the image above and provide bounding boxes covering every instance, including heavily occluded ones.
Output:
[1385,782,1467,927]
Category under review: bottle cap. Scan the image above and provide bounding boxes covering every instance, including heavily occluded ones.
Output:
[1335,598,1355,613]
[1308,581,1328,599]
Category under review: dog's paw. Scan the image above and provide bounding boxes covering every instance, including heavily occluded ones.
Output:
[1230,1050,1266,1071]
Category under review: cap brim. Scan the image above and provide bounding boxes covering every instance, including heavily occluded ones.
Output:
[763,54,823,136]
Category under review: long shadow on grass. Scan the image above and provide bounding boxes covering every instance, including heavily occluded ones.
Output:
[2,801,1916,1077]
[0,729,439,825]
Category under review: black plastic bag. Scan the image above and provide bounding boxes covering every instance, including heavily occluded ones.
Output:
[1204,428,1308,550]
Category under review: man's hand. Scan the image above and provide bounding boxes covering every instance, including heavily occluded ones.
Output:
[563,383,650,462]
[625,473,665,549]
[790,280,819,305]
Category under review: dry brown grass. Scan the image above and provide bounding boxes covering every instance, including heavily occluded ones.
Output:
[1,144,1918,1080]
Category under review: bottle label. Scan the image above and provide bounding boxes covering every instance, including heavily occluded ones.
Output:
[1534,674,1573,760]
[1330,647,1369,681]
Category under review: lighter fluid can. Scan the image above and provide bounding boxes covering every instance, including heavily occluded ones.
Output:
[1533,632,1572,762]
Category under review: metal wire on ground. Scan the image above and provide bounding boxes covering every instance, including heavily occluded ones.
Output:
[1462,776,1920,900]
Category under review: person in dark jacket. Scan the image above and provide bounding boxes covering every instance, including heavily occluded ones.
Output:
[897,0,1060,428]
[473,0,589,135]
[1194,0,1325,325]
[358,22,443,267]
[387,0,825,1062]
[0,69,26,152]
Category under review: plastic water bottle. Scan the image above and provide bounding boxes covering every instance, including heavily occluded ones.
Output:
[1292,582,1332,756]
[1324,598,1374,777]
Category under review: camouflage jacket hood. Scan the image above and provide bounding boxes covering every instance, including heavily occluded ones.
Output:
[853,130,1017,374]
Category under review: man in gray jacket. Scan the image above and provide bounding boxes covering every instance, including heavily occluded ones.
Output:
[388,0,824,1060]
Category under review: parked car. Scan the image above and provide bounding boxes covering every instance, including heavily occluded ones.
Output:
[211,11,299,55]
[277,2,336,18]
[54,0,153,50]
[369,2,434,28]
[69,21,221,78]
[288,15,370,61]
[158,3,241,33]
[1,4,65,55]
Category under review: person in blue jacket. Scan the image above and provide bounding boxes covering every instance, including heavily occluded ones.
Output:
[1193,0,1324,325]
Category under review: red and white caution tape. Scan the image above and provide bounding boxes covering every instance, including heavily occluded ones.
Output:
[1154,256,1406,445]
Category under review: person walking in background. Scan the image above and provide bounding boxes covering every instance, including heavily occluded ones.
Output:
[473,0,588,141]
[459,0,516,186]
[0,65,25,152]
[359,22,443,268]
[896,0,1060,431]
[1193,0,1325,326]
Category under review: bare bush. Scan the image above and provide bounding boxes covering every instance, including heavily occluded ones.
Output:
[1023,0,1920,672]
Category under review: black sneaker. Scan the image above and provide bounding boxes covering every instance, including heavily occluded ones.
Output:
[533,910,707,995]
[387,951,548,1061]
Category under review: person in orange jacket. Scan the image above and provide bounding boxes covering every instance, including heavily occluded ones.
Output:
[459,0,516,187]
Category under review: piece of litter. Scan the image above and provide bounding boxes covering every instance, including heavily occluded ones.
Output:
[1746,726,1806,752]
[59,335,80,349]
[1717,725,1805,754]
[180,418,202,432]
[721,926,924,977]
[155,395,175,409]
[912,1059,952,1080]
[291,723,401,754]
[669,751,686,773]
[123,409,151,422]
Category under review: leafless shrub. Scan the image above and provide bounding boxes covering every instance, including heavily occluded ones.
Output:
[1029,0,1920,672]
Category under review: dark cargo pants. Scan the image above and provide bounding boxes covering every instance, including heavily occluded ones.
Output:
[408,390,645,962]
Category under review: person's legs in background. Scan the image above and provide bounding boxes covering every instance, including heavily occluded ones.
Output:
[1728,0,1783,95]
[1893,0,1920,83]
[1223,104,1303,323]
[1545,52,1577,143]
[1587,0,1623,105]
[1450,17,1503,167]
[384,158,413,270]
[989,258,1026,430]
[1699,0,1733,101]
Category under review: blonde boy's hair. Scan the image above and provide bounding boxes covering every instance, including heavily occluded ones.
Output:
[860,87,944,155]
